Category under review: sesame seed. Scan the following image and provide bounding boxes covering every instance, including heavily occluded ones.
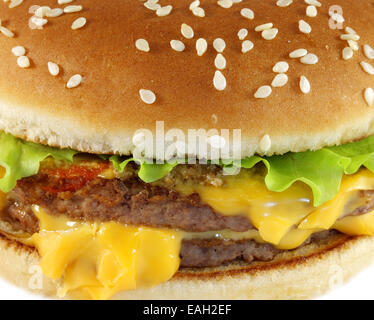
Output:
[29,16,48,29]
[67,74,82,88]
[300,53,319,65]
[255,23,273,32]
[136,39,150,52]
[214,53,226,70]
[289,48,308,58]
[364,45,374,60]
[35,6,50,17]
[259,135,271,152]
[145,0,160,6]
[213,70,226,91]
[364,88,374,107]
[348,40,359,51]
[11,46,25,57]
[170,40,185,52]
[305,0,321,7]
[189,0,200,10]
[360,61,374,75]
[0,26,14,38]
[71,17,86,30]
[306,5,317,17]
[340,34,360,41]
[144,2,161,11]
[139,89,156,104]
[217,0,233,9]
[241,40,254,53]
[254,86,272,99]
[192,7,205,17]
[211,113,218,124]
[213,38,226,53]
[47,62,60,76]
[276,0,293,7]
[17,56,30,68]
[58,0,73,4]
[345,27,357,34]
[237,28,248,40]
[299,76,311,94]
[196,38,207,56]
[156,5,173,17]
[271,73,288,87]
[63,5,82,13]
[262,28,278,40]
[8,0,23,8]
[342,47,353,60]
[181,23,194,39]
[46,8,64,17]
[273,61,289,73]
[240,8,254,20]
[299,20,311,34]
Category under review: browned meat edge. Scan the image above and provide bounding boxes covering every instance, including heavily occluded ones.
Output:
[180,230,335,267]
[4,175,253,234]
[6,175,374,235]
[1,174,374,268]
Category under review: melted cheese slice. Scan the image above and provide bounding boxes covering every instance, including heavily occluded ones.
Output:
[28,206,181,300]
[176,169,374,249]
[16,168,374,299]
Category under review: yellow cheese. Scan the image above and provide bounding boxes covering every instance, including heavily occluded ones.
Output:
[18,168,374,299]
[334,211,374,236]
[177,170,315,245]
[28,206,182,300]
[176,169,374,249]
[299,170,374,230]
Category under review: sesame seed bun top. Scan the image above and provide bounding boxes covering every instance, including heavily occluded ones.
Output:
[0,0,373,158]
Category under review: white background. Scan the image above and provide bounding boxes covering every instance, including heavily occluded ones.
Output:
[0,263,373,300]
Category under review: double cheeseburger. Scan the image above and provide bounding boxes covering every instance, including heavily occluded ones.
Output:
[0,0,373,300]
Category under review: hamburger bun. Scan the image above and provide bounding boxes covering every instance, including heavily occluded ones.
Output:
[1,230,374,300]
[0,0,373,158]
[1,0,374,300]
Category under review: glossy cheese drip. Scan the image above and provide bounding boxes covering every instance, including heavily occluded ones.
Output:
[176,169,374,249]
[11,168,374,300]
[28,206,181,300]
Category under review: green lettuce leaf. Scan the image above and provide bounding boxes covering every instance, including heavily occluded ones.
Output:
[138,162,179,183]
[109,156,178,183]
[3,130,374,208]
[0,132,77,192]
[111,135,374,207]
[228,135,374,206]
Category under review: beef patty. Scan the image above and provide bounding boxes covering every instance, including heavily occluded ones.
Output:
[179,230,335,267]
[4,174,253,234]
[1,169,374,268]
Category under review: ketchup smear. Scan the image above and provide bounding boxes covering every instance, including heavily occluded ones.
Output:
[41,162,109,194]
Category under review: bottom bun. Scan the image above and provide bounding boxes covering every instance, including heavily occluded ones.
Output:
[0,232,373,300]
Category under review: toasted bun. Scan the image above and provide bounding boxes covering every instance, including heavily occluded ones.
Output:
[1,231,374,300]
[0,0,373,158]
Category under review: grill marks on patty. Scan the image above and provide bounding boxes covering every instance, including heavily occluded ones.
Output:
[5,174,253,234]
